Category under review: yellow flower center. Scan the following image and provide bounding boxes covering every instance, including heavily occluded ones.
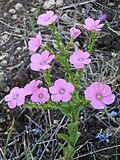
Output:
[96,95,102,100]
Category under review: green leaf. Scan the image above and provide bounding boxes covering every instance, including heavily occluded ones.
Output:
[58,105,72,117]
[57,133,71,145]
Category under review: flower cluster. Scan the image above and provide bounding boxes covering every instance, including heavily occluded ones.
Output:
[4,10,115,112]
[4,79,74,108]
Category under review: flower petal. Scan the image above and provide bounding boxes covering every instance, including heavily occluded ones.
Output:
[30,63,41,71]
[54,79,66,89]
[102,94,115,105]
[46,55,55,63]
[91,99,105,109]
[84,86,96,101]
[41,50,49,61]
[65,82,74,93]
[17,96,25,106]
[31,54,42,63]
[8,100,17,109]
[4,94,13,101]
[82,58,91,64]
[51,94,62,102]
[82,52,90,59]
[49,86,59,94]
[62,93,72,102]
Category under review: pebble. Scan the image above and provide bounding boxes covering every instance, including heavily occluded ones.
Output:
[81,8,86,14]
[0,55,6,61]
[12,15,17,20]
[1,60,8,66]
[75,41,80,47]
[15,3,23,11]
[4,86,10,92]
[38,0,42,2]
[4,12,8,17]
[1,34,8,41]
[14,28,21,34]
[56,0,63,7]
[31,8,36,13]
[43,0,55,9]
[9,8,16,14]
[118,5,120,9]
[53,119,59,124]
[108,2,115,7]
[60,13,71,22]
[16,47,22,51]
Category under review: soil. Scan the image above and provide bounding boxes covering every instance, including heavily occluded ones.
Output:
[0,0,120,159]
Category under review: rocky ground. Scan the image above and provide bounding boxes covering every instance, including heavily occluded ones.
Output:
[0,0,120,159]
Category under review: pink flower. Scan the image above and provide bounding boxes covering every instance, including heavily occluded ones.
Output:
[84,82,115,109]
[31,87,50,103]
[70,27,81,40]
[49,79,74,102]
[4,87,25,109]
[83,17,104,31]
[30,50,55,71]
[37,11,58,26]
[24,80,42,95]
[69,50,91,69]
[28,32,42,52]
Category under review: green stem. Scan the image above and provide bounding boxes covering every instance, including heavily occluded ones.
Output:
[49,24,66,55]
[88,30,96,54]
[49,24,73,80]
[66,39,73,51]
[43,69,51,87]
[41,44,54,54]
[3,119,14,160]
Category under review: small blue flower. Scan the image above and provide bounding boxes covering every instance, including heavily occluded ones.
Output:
[97,13,107,23]
[36,146,42,155]
[31,127,41,135]
[109,111,118,117]
[96,130,112,143]
[23,123,30,131]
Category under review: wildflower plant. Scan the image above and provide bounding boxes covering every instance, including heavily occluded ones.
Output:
[4,10,115,160]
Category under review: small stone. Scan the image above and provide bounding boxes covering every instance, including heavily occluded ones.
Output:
[16,47,22,51]
[43,0,55,9]
[81,8,86,14]
[4,12,8,17]
[15,3,23,11]
[38,0,42,2]
[1,34,8,41]
[108,2,115,7]
[31,8,36,13]
[53,120,59,124]
[118,5,120,8]
[9,8,16,14]
[0,55,6,61]
[12,15,17,20]
[14,28,21,34]
[74,41,80,47]
[60,13,71,22]
[23,17,26,21]
[1,60,8,66]
[56,0,63,7]
[4,86,10,92]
